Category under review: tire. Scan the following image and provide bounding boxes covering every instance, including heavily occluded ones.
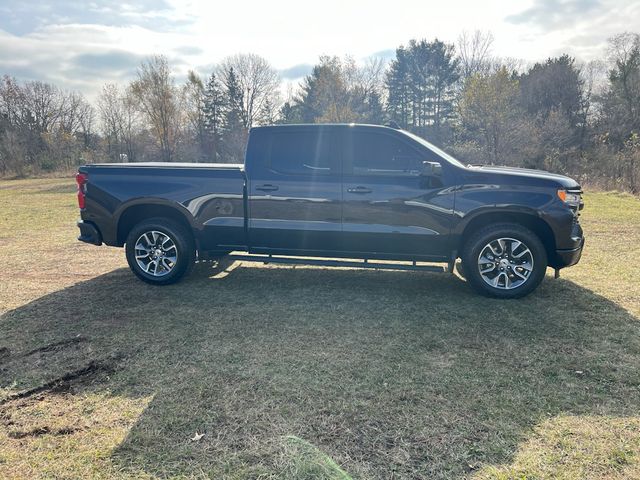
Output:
[125,217,195,285]
[461,223,547,299]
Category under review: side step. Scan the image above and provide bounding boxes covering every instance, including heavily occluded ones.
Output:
[226,254,446,273]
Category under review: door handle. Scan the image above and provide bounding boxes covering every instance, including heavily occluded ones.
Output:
[347,186,372,194]
[256,184,279,192]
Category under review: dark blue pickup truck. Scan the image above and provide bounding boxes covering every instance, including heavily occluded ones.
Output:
[76,123,584,298]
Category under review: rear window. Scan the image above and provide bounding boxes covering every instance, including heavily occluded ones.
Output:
[269,130,334,175]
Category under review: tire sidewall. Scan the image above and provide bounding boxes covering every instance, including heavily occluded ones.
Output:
[462,224,547,298]
[125,218,194,285]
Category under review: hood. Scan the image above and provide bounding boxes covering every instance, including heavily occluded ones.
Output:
[468,165,581,189]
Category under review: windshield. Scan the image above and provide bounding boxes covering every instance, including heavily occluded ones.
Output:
[402,130,466,169]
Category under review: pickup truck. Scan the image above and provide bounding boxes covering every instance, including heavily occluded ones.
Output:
[76,123,584,298]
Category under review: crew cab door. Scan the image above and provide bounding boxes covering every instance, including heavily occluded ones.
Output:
[247,126,342,253]
[341,128,453,259]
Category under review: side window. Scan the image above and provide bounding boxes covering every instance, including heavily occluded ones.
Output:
[269,131,333,175]
[349,132,422,176]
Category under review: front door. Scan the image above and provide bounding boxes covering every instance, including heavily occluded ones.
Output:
[341,128,453,260]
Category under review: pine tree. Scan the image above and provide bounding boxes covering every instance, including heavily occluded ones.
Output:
[221,67,247,163]
[276,101,301,124]
[385,40,459,142]
[202,72,226,162]
[425,40,460,139]
[364,91,385,124]
[385,47,412,128]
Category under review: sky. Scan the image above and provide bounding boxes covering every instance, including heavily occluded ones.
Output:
[0,0,639,101]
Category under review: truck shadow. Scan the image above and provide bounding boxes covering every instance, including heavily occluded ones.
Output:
[1,262,639,478]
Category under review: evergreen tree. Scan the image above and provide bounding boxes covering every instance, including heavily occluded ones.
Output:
[385,40,459,143]
[518,55,584,126]
[276,101,301,124]
[291,56,384,123]
[385,46,412,128]
[424,40,460,138]
[221,67,247,163]
[365,91,385,124]
[202,72,226,162]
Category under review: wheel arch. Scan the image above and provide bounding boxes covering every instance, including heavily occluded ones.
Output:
[116,201,196,247]
[458,210,556,261]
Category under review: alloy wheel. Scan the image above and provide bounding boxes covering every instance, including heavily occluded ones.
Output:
[477,237,534,290]
[134,230,178,277]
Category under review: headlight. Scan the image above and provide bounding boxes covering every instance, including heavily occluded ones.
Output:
[557,189,582,207]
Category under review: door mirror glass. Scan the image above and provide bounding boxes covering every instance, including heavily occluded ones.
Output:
[420,161,444,188]
[421,161,442,177]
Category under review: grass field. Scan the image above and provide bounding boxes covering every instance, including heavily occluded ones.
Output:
[1,178,639,479]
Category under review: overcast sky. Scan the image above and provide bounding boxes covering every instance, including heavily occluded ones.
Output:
[1,0,639,100]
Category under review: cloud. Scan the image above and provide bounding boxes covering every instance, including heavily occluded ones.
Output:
[72,51,145,73]
[174,45,203,56]
[0,0,187,36]
[505,0,602,30]
[0,20,200,100]
[279,63,313,80]
[1,0,638,102]
[368,49,396,61]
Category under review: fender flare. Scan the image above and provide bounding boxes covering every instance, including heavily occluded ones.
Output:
[114,198,201,246]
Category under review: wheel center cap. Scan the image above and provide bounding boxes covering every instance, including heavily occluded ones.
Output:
[499,258,510,267]
[155,249,163,256]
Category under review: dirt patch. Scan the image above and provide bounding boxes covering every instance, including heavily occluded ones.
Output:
[0,358,118,406]
[8,426,51,439]
[0,411,13,426]
[22,335,88,357]
[1,336,89,365]
[7,426,79,439]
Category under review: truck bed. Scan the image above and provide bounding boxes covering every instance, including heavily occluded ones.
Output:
[79,162,247,251]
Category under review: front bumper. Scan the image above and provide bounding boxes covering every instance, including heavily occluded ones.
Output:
[77,220,102,245]
[554,236,585,268]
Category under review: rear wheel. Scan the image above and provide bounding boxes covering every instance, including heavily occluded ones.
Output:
[125,218,195,285]
[461,223,547,298]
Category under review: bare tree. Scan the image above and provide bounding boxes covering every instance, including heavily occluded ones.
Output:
[130,55,181,162]
[98,83,142,162]
[0,75,28,127]
[23,81,64,132]
[219,53,280,128]
[182,70,207,160]
[349,56,386,97]
[577,59,606,149]
[98,84,126,160]
[457,30,494,79]
[606,32,640,133]
[59,91,93,136]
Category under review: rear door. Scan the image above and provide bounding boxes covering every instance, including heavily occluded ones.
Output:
[341,128,453,259]
[247,126,342,254]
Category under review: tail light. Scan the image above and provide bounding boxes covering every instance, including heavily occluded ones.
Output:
[75,172,88,209]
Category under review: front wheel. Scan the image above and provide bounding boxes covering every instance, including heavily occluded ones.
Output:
[461,223,547,298]
[125,218,195,285]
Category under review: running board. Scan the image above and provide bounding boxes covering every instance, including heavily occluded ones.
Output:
[226,254,446,273]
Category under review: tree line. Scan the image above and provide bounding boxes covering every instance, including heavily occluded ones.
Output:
[0,31,639,192]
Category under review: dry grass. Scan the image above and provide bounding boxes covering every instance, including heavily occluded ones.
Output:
[1,177,639,479]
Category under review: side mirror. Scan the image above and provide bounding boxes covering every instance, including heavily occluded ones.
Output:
[421,161,442,176]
